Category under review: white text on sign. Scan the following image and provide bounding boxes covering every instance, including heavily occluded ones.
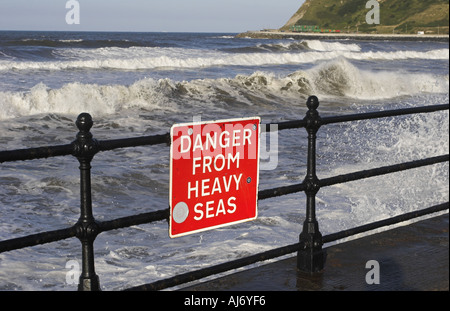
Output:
[169,117,260,238]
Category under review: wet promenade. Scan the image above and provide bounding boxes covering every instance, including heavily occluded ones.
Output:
[184,213,448,291]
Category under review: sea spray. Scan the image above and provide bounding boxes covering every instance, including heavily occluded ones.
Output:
[317,96,449,232]
[1,61,448,121]
[1,46,448,72]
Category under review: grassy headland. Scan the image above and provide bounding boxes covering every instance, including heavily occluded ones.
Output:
[280,0,449,35]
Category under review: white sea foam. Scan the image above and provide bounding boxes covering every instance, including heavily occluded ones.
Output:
[304,40,362,52]
[0,79,183,120]
[1,60,448,120]
[59,39,84,43]
[0,47,447,72]
[303,58,450,99]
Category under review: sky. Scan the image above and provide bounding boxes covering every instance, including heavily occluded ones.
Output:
[0,0,304,33]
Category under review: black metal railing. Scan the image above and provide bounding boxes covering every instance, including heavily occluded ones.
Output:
[0,96,448,291]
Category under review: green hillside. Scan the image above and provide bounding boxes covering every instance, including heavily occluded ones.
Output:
[281,0,449,34]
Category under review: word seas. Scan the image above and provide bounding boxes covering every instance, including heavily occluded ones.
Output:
[188,174,241,220]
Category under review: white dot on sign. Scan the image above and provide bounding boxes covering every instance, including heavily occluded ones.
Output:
[173,202,189,224]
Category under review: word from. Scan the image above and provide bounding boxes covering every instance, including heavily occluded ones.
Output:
[365,260,380,284]
[65,260,81,285]
[366,0,380,25]
[184,295,266,309]
[66,0,80,25]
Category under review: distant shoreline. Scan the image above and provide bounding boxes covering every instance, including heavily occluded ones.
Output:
[236,31,449,42]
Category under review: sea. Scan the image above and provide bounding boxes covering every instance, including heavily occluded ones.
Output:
[0,31,448,290]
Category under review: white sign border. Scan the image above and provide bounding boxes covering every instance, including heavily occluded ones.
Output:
[169,116,261,238]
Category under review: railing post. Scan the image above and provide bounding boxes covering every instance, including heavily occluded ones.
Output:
[297,96,326,273]
[72,113,101,291]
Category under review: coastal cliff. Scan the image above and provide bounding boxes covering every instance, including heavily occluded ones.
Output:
[237,0,449,41]
[280,0,449,35]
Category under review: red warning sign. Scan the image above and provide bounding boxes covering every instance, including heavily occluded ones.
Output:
[169,117,260,238]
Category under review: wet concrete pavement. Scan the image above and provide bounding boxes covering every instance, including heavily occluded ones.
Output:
[183,214,448,291]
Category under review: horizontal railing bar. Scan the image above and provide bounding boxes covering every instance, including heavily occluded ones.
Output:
[99,155,448,235]
[0,134,172,163]
[323,202,449,244]
[257,155,449,200]
[0,144,74,163]
[320,154,449,187]
[0,209,170,253]
[98,133,170,152]
[321,104,449,126]
[2,155,447,252]
[0,226,77,253]
[262,119,307,132]
[98,209,169,233]
[1,104,447,163]
[258,183,306,200]
[125,242,302,291]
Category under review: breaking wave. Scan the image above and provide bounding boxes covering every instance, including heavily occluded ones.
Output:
[0,38,162,49]
[0,46,447,72]
[303,40,362,52]
[1,59,448,120]
[221,40,361,53]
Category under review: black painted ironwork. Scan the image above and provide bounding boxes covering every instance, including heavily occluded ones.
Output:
[297,96,325,273]
[72,113,102,291]
[0,97,448,291]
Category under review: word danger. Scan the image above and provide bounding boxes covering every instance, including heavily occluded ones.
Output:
[176,127,254,159]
